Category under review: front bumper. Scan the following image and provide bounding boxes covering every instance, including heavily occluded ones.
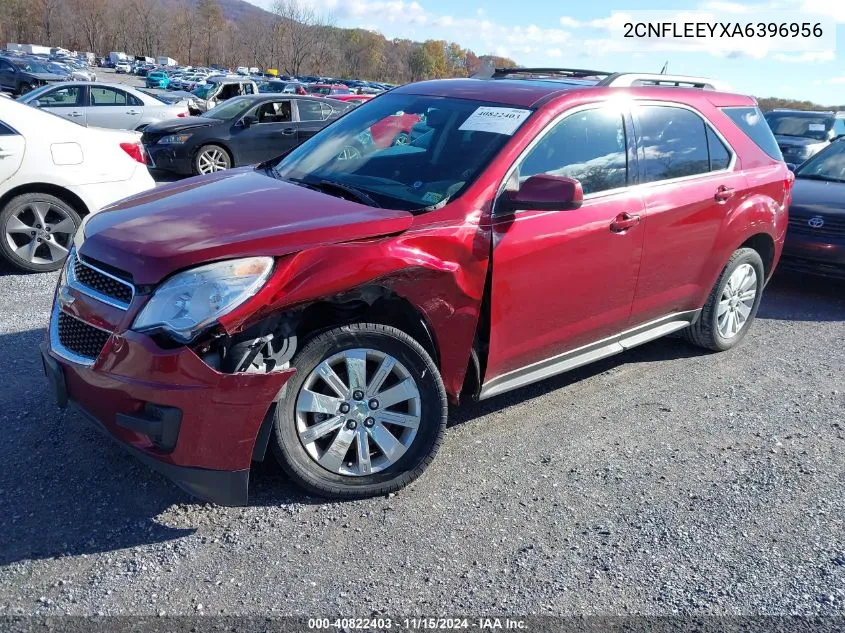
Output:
[781,230,845,279]
[43,285,295,505]
[145,144,193,175]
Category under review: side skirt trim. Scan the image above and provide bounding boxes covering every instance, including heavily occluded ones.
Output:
[478,310,700,401]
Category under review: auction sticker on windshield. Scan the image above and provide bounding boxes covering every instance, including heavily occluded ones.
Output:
[459,107,531,135]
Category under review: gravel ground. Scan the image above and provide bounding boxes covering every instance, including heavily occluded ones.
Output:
[0,263,843,618]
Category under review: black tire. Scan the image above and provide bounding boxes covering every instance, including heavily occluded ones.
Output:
[0,193,81,273]
[192,144,232,175]
[271,323,447,499]
[684,247,765,352]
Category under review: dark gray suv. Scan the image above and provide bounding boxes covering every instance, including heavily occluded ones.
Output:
[764,109,845,166]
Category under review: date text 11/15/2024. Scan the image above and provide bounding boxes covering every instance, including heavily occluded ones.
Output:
[307,617,528,630]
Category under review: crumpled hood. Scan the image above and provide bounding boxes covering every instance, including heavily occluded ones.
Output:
[143,116,216,134]
[79,168,414,285]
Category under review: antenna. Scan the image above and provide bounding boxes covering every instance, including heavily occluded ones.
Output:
[659,61,668,74]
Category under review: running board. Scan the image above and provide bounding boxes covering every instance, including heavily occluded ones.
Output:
[477,311,699,401]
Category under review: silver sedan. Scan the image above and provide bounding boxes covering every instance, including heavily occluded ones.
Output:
[17,81,188,131]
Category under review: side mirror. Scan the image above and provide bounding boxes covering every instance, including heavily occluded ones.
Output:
[500,174,584,212]
[785,163,797,172]
[30,99,41,107]
[241,115,258,128]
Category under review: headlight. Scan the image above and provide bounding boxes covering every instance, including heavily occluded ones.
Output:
[133,257,273,343]
[158,133,192,144]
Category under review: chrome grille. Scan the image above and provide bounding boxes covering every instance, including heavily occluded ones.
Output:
[67,250,134,309]
[56,311,111,361]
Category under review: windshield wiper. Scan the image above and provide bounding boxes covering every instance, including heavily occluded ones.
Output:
[287,177,381,208]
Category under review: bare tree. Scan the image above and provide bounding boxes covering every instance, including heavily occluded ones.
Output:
[272,0,329,76]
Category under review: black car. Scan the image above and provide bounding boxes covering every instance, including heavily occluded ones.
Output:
[782,139,845,278]
[143,94,351,176]
[0,56,67,95]
[764,110,845,166]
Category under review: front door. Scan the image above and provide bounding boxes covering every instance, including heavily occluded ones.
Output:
[235,99,298,164]
[34,85,88,126]
[484,105,645,385]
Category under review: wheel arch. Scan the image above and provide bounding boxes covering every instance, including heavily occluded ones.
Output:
[739,232,776,280]
[0,182,91,217]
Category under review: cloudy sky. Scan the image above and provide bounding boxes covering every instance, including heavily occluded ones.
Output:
[246,0,845,103]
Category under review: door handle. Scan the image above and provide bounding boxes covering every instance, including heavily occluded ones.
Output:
[610,212,641,233]
[714,185,735,202]
[126,110,140,115]
[281,127,296,135]
[0,149,12,158]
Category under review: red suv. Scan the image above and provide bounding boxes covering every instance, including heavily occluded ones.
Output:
[41,69,792,505]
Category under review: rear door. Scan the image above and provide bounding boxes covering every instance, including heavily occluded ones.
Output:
[627,102,747,326]
[32,85,88,126]
[86,86,145,130]
[294,99,332,141]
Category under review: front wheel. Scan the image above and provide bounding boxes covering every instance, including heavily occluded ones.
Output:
[193,144,231,175]
[684,247,765,351]
[271,323,447,499]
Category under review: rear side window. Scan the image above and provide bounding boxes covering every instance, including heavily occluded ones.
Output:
[636,105,710,182]
[299,100,328,122]
[707,127,731,170]
[722,106,782,160]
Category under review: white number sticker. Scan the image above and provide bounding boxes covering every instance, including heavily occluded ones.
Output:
[459,107,532,135]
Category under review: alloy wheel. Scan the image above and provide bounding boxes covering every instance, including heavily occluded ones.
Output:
[4,201,75,266]
[197,148,230,173]
[717,263,757,338]
[295,348,422,476]
[336,145,362,160]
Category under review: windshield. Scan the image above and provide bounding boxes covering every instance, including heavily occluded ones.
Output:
[764,112,834,141]
[201,96,250,120]
[192,84,213,99]
[14,59,51,74]
[270,93,533,212]
[795,140,845,182]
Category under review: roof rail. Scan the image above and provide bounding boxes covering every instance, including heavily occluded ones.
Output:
[478,67,613,80]
[598,73,732,92]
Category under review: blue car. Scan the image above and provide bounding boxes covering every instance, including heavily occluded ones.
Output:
[146,70,170,89]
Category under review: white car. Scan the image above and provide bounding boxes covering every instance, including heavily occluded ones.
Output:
[0,97,155,272]
[236,66,249,75]
[114,61,131,74]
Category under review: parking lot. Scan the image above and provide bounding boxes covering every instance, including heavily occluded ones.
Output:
[0,263,842,616]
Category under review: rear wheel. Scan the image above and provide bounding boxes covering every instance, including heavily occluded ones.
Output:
[193,144,231,175]
[271,323,447,499]
[391,132,410,146]
[684,247,764,351]
[0,193,80,272]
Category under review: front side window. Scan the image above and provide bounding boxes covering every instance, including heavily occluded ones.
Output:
[636,105,711,183]
[519,107,628,195]
[37,86,84,107]
[270,94,533,212]
[90,87,127,106]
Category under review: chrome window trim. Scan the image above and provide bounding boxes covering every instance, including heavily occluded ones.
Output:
[66,249,134,311]
[494,98,740,216]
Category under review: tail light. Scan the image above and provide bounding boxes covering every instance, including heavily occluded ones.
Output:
[783,169,795,209]
[177,111,188,117]
[120,141,147,165]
